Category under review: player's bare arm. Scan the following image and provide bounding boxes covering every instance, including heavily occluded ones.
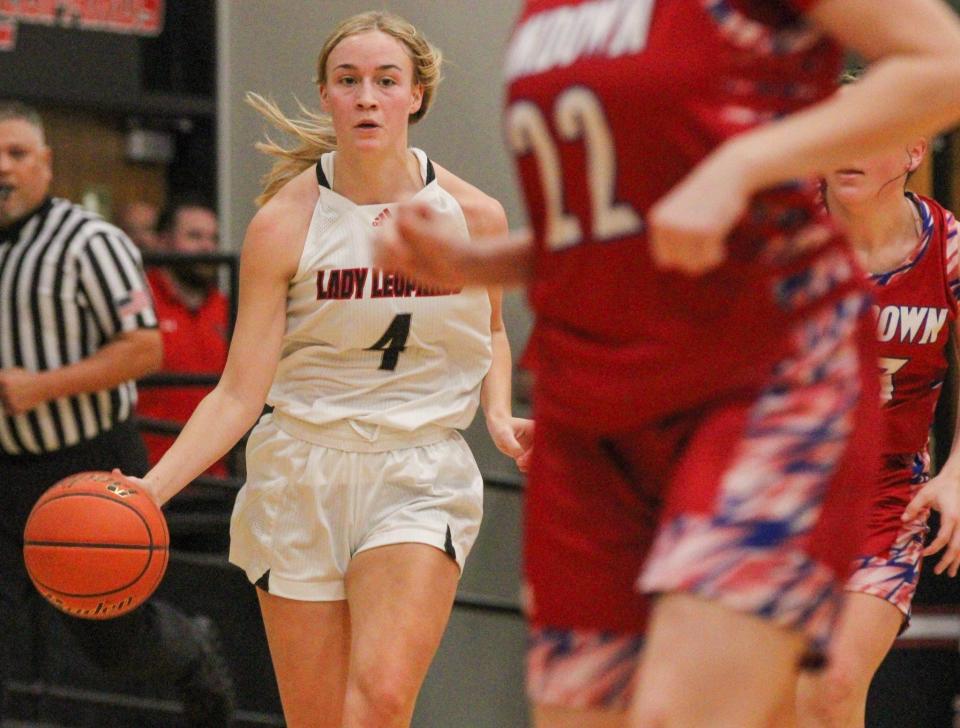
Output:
[903,321,960,577]
[435,164,534,469]
[377,164,534,288]
[141,169,314,505]
[650,0,960,276]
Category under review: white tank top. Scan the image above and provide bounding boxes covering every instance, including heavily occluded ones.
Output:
[267,148,493,435]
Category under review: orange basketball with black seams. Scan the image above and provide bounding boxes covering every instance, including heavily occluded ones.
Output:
[22,471,169,620]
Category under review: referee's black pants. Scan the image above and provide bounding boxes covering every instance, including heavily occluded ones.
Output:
[0,421,204,716]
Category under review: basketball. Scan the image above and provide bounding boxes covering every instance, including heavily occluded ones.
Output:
[22,471,169,620]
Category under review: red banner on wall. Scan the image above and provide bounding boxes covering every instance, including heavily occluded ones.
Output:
[0,18,15,50]
[0,0,164,51]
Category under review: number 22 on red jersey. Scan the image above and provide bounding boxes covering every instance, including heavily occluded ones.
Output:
[508,87,643,252]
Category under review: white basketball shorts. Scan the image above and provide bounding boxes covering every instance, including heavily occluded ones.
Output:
[229,412,483,601]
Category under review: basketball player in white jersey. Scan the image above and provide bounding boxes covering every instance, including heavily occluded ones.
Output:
[125,12,532,728]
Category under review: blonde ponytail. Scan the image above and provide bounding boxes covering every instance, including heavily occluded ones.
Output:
[246,92,337,206]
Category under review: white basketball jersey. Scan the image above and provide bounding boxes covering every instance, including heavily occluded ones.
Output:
[267,148,493,433]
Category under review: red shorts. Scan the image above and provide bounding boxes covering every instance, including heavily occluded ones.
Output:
[524,292,880,707]
[846,451,930,618]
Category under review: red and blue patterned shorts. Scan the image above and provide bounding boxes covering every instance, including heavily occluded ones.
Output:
[846,450,930,620]
[524,292,880,709]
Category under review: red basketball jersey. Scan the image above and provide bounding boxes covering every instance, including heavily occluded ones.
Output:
[506,0,865,430]
[872,194,960,455]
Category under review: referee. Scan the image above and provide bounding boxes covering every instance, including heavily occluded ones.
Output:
[0,101,234,727]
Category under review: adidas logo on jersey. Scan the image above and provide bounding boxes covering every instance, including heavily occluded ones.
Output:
[372,208,392,227]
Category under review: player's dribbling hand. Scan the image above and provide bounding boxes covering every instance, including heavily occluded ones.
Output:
[374,202,470,288]
[902,473,960,577]
[111,469,163,507]
[486,416,534,473]
[648,147,751,275]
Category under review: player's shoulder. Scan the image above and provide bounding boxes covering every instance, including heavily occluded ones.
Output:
[914,192,959,241]
[432,162,507,238]
[244,166,319,277]
[249,167,317,239]
[942,203,959,233]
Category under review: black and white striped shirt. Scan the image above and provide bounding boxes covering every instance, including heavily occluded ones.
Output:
[0,198,157,455]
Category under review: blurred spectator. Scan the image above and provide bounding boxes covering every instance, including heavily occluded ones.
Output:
[0,102,233,727]
[117,200,160,251]
[138,195,230,476]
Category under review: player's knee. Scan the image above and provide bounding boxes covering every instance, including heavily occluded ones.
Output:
[345,669,412,726]
[801,666,861,726]
[628,691,669,728]
[629,704,668,728]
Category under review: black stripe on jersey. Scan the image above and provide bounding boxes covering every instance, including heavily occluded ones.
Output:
[100,230,138,329]
[79,233,124,341]
[317,156,436,188]
[109,382,123,426]
[0,243,32,453]
[79,302,95,364]
[5,416,32,454]
[29,209,78,449]
[52,212,93,447]
[12,205,72,451]
[0,197,52,245]
[0,245,14,367]
[52,224,74,376]
[316,162,331,190]
[22,401,45,453]
[2,238,31,449]
[7,221,33,368]
[56,215,97,425]
[0,230,29,453]
[88,233,130,429]
[97,230,137,333]
[81,227,149,434]
[117,233,157,330]
[27,205,73,372]
[3,420,29,455]
[1,404,30,454]
[77,306,97,441]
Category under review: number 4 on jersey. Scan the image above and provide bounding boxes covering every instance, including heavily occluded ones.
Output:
[368,314,411,370]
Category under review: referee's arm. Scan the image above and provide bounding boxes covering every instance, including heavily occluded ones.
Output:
[0,223,162,416]
[0,329,161,416]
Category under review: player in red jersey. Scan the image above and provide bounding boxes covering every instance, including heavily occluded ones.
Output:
[377,1,960,726]
[793,124,960,726]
